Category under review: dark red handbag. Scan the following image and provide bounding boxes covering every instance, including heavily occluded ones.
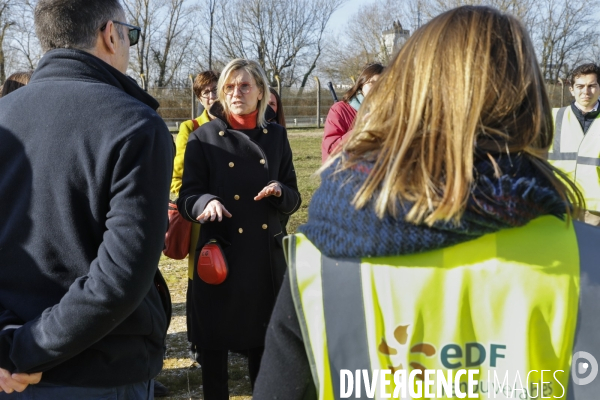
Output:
[163,200,192,259]
[197,240,228,284]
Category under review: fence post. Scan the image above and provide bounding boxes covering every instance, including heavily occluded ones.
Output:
[314,76,321,129]
[139,73,147,91]
[558,78,565,107]
[189,74,196,120]
[275,75,281,97]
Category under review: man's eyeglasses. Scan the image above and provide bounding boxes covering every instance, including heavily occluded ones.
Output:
[224,83,253,95]
[200,88,217,99]
[100,20,141,46]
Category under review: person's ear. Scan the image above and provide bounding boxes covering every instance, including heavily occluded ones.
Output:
[100,21,118,55]
[569,86,575,97]
[257,89,263,101]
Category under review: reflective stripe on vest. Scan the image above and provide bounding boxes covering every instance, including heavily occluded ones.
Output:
[550,107,600,211]
[288,216,600,399]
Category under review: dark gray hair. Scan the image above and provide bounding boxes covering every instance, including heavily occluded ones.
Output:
[35,0,125,52]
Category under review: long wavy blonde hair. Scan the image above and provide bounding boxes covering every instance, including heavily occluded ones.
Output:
[336,6,583,225]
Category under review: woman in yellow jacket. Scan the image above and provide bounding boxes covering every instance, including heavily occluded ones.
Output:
[254,6,600,400]
[170,70,219,361]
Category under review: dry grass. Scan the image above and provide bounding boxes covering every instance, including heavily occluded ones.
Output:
[156,130,322,399]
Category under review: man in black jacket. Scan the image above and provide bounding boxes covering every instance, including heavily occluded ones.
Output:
[0,0,172,398]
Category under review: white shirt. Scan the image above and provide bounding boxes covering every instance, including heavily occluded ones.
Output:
[574,100,599,112]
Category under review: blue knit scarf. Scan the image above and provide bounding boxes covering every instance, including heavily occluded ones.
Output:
[299,154,567,258]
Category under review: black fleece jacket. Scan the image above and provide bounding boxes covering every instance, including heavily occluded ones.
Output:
[0,49,173,386]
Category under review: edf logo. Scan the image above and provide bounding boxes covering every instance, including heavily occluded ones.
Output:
[572,351,598,386]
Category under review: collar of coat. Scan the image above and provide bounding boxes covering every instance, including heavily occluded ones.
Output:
[208,101,277,129]
[570,100,600,119]
[31,48,159,111]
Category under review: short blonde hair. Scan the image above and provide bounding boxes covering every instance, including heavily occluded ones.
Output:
[218,59,269,128]
[338,5,583,225]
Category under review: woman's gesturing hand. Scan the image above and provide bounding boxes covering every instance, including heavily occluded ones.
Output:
[197,200,232,223]
[254,182,282,201]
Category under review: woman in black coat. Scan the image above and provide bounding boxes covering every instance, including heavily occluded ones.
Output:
[177,58,301,399]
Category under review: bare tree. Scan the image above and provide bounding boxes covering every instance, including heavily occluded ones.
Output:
[297,0,344,89]
[214,0,346,87]
[322,0,408,82]
[151,0,195,86]
[9,0,41,70]
[203,0,219,70]
[0,0,16,82]
[416,0,599,83]
[422,0,540,28]
[123,0,163,85]
[330,0,597,86]
[535,0,594,81]
[213,0,247,62]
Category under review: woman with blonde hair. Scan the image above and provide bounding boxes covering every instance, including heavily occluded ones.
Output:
[178,58,301,399]
[255,6,598,399]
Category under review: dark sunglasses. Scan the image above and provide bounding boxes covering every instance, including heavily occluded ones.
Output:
[100,20,141,46]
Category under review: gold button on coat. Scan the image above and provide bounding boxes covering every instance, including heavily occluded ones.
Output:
[219,131,225,136]
[229,162,234,168]
[234,195,240,200]
[262,224,268,229]
[260,159,265,164]
[238,228,243,233]
[263,128,268,134]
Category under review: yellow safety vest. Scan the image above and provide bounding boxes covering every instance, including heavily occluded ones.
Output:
[550,107,600,211]
[286,216,600,399]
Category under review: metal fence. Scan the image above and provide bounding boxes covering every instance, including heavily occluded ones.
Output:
[152,81,572,131]
[546,82,571,109]
[151,84,335,131]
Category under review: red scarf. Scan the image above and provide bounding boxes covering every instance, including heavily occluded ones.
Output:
[228,109,259,129]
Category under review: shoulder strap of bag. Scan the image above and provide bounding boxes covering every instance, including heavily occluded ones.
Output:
[192,118,200,130]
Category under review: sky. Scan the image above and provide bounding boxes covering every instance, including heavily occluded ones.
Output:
[328,0,366,31]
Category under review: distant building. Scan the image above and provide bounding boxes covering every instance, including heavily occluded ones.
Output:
[382,21,410,59]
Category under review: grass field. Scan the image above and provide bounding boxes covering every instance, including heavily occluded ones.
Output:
[156,130,322,399]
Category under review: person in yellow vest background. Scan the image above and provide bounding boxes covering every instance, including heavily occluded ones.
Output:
[170,70,220,363]
[550,63,600,225]
[253,5,600,400]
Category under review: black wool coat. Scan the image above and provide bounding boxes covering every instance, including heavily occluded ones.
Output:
[178,103,301,350]
[0,49,172,386]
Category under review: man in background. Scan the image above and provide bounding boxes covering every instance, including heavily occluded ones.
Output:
[0,0,172,398]
[550,63,600,225]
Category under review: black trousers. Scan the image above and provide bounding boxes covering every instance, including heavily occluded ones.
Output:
[199,346,264,400]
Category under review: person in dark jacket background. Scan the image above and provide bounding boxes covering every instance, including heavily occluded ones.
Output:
[321,62,384,163]
[0,0,172,398]
[178,58,301,399]
[268,87,286,127]
[0,71,33,97]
